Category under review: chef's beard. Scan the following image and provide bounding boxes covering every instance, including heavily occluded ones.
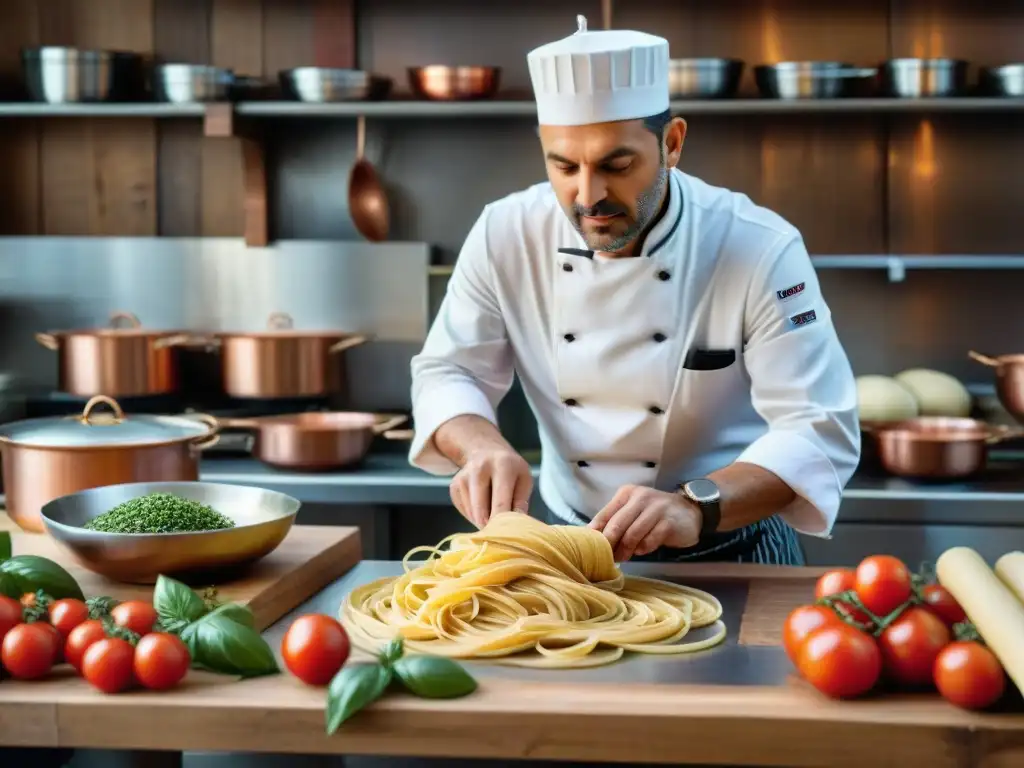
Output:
[570,165,670,254]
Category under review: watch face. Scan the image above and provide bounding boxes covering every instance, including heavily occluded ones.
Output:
[686,478,720,503]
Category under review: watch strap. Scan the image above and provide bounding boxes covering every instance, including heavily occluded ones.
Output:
[680,479,722,536]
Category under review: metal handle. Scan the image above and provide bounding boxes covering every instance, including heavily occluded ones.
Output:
[216,417,264,430]
[81,395,124,424]
[383,429,414,441]
[185,413,221,450]
[267,312,294,330]
[356,114,366,161]
[969,350,1000,367]
[35,332,59,351]
[109,311,142,329]
[152,333,196,350]
[371,414,408,435]
[986,424,1024,445]
[328,334,369,354]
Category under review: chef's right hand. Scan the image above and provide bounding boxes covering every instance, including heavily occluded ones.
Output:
[450,449,533,529]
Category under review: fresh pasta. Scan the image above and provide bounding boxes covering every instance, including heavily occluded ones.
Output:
[341,511,727,668]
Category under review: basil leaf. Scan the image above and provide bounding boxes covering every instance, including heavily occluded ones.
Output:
[180,613,278,678]
[379,636,404,666]
[326,663,392,735]
[392,655,477,699]
[153,575,206,628]
[0,555,84,600]
[0,572,18,600]
[203,602,254,628]
[0,531,10,563]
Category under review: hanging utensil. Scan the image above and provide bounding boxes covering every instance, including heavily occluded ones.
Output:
[348,115,389,242]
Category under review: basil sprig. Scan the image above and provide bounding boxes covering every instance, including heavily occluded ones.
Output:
[325,636,477,734]
[154,574,277,678]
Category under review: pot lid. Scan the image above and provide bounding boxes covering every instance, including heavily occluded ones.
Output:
[217,311,352,339]
[0,396,216,448]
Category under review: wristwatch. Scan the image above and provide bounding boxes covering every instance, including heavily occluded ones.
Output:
[679,478,722,536]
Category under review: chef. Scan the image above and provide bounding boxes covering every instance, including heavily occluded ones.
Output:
[407,16,860,565]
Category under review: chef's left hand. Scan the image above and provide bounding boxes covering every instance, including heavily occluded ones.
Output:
[589,485,701,562]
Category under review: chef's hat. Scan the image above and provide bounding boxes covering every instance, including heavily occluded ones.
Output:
[527,15,670,127]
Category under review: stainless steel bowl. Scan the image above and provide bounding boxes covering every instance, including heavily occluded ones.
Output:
[22,47,145,103]
[40,481,300,584]
[154,64,234,103]
[881,58,967,98]
[980,63,1024,97]
[668,58,743,99]
[755,62,876,99]
[280,67,392,102]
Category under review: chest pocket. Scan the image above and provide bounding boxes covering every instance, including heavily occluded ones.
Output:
[675,348,748,424]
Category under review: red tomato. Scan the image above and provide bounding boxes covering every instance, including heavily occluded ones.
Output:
[878,606,951,687]
[81,637,136,694]
[782,604,840,664]
[854,555,912,617]
[37,621,64,663]
[0,595,22,643]
[110,600,158,636]
[934,641,1005,710]
[49,598,90,639]
[282,614,350,686]
[921,584,967,628]
[133,633,190,691]
[797,623,882,698]
[65,619,108,672]
[1,623,55,679]
[815,569,856,600]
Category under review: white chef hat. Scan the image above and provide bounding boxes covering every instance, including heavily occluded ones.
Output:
[527,15,670,127]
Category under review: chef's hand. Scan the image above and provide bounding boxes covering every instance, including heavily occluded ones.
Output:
[589,485,701,562]
[450,449,533,529]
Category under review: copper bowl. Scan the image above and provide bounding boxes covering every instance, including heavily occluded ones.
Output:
[407,66,501,101]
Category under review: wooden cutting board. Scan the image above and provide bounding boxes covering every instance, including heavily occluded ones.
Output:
[0,519,362,631]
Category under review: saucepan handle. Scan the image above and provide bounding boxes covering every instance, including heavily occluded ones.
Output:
[371,414,408,435]
[383,429,414,441]
[969,350,1000,367]
[153,333,197,350]
[216,417,263,430]
[985,425,1024,445]
[35,332,60,351]
[329,335,370,354]
[186,413,221,451]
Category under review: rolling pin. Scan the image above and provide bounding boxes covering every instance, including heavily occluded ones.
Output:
[936,547,1024,694]
[995,551,1024,604]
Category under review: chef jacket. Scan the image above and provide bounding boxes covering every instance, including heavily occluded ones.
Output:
[408,169,860,540]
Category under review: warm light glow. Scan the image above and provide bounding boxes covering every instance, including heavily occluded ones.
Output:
[763,6,783,62]
[913,119,938,180]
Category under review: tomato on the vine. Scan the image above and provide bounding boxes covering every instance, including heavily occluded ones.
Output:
[1,623,55,679]
[921,585,967,628]
[797,623,882,698]
[110,600,158,636]
[855,555,912,617]
[934,641,1005,710]
[49,598,89,639]
[65,619,108,672]
[783,604,840,664]
[134,633,190,691]
[878,606,951,687]
[282,614,350,686]
[815,569,855,600]
[0,595,21,643]
[81,637,136,693]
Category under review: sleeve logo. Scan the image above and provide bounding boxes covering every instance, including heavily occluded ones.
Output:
[790,309,817,327]
[775,282,806,302]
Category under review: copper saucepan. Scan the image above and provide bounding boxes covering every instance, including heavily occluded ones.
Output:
[220,412,412,471]
[863,416,1023,479]
[208,312,369,399]
[969,350,1024,424]
[35,311,192,397]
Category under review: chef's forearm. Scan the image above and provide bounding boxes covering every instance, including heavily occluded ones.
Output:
[433,414,514,469]
[705,462,797,531]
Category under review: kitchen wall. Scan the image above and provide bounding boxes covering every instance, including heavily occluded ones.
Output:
[0,0,1022,426]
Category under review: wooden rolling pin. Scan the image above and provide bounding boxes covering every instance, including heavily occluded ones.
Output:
[936,547,1024,694]
[995,551,1024,604]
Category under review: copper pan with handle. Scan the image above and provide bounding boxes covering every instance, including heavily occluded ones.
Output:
[220,412,411,471]
[969,350,1024,424]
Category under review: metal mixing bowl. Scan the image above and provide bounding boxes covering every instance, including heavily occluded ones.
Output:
[755,61,877,99]
[40,481,300,584]
[154,64,235,103]
[881,58,967,98]
[280,67,393,102]
[22,46,145,103]
[979,63,1024,97]
[408,66,501,101]
[668,58,743,99]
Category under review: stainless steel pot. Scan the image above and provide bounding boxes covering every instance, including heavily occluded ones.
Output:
[755,62,876,99]
[881,58,967,98]
[0,395,219,533]
[22,47,145,103]
[980,64,1024,97]
[154,64,234,103]
[668,59,743,99]
[280,68,393,102]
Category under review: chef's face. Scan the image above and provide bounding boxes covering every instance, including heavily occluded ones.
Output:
[540,115,686,255]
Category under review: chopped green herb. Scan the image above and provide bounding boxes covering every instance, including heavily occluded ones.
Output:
[84,493,236,534]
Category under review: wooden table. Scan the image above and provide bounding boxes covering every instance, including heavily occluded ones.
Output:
[1,561,1023,767]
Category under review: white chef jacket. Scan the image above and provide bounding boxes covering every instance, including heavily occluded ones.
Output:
[409,169,860,538]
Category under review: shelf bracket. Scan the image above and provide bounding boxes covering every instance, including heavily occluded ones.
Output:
[203,103,270,248]
[886,257,906,283]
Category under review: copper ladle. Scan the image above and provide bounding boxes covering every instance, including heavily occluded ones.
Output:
[348,114,389,242]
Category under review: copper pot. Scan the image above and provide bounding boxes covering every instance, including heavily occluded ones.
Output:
[969,351,1024,424]
[35,311,192,397]
[407,66,501,100]
[0,395,219,533]
[222,412,411,471]
[864,416,1022,480]
[212,312,369,399]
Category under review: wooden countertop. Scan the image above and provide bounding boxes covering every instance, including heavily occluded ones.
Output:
[1,561,1023,767]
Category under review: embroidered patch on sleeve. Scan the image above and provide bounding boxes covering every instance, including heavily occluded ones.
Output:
[775,282,806,302]
[789,309,817,328]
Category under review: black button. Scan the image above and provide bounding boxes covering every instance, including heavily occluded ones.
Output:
[576,460,590,468]
[564,398,579,407]
[657,270,671,281]
[643,461,657,468]
[652,332,667,343]
[562,263,574,272]
[564,333,576,342]
[649,405,664,415]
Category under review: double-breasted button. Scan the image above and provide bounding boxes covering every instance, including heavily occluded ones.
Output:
[562,263,574,273]
[576,460,590,468]
[649,405,665,415]
[652,332,667,343]
[564,398,579,407]
[643,461,657,468]
[656,269,671,281]
[564,333,576,342]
